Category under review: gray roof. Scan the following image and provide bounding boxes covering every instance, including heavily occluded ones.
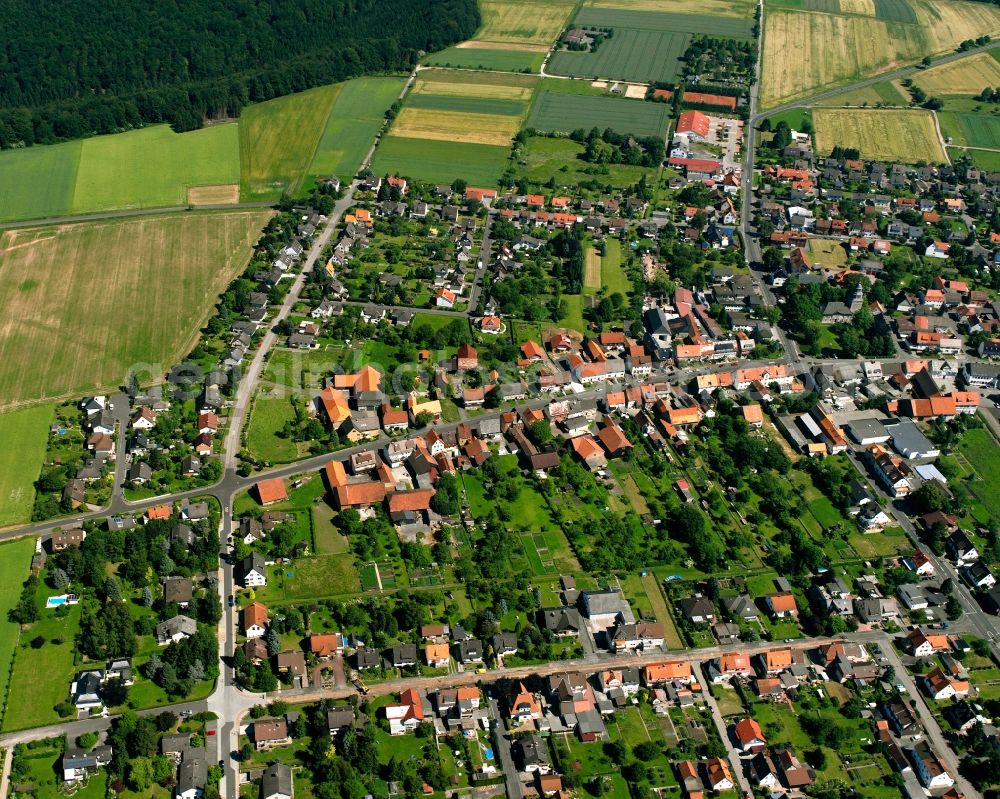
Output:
[262,763,293,798]
[846,417,889,443]
[177,751,207,794]
[579,589,631,619]
[156,614,197,643]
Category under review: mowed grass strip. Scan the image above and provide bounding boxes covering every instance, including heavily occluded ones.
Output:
[476,0,577,45]
[914,52,1000,95]
[390,108,521,146]
[0,405,54,527]
[72,124,240,212]
[424,46,543,72]
[407,93,528,116]
[547,29,690,83]
[239,83,342,200]
[574,7,755,36]
[586,0,755,17]
[308,76,407,181]
[528,93,670,137]
[372,137,511,185]
[0,211,271,406]
[0,141,80,222]
[813,108,946,163]
[0,538,40,724]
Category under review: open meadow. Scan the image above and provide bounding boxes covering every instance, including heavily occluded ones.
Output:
[0,405,54,527]
[761,0,1000,107]
[0,538,40,727]
[239,83,341,200]
[913,51,1000,95]
[73,124,239,212]
[372,137,511,185]
[514,136,650,189]
[528,93,671,137]
[0,211,270,406]
[0,124,239,222]
[938,109,1000,148]
[813,108,946,162]
[308,77,407,182]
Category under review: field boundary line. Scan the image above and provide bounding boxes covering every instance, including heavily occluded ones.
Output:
[931,110,951,164]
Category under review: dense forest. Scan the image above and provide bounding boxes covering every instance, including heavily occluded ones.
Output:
[0,0,479,148]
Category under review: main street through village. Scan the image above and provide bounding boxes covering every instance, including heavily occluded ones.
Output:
[4,40,1000,799]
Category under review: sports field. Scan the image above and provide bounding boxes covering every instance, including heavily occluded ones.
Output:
[913,52,1000,95]
[0,211,270,406]
[547,29,690,83]
[240,83,342,200]
[937,110,1000,148]
[308,77,406,182]
[761,0,1000,107]
[0,405,54,527]
[813,108,947,162]
[372,137,512,185]
[528,93,671,137]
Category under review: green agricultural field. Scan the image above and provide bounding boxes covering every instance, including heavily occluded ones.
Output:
[4,600,81,732]
[0,538,37,725]
[574,7,756,36]
[528,93,671,137]
[547,29,690,83]
[964,147,1000,171]
[424,46,543,72]
[372,136,511,185]
[874,0,918,22]
[0,211,270,406]
[0,141,80,222]
[0,405,54,527]
[72,124,239,212]
[308,77,407,182]
[407,93,528,117]
[515,136,650,189]
[814,80,907,106]
[938,110,1000,149]
[240,83,341,200]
